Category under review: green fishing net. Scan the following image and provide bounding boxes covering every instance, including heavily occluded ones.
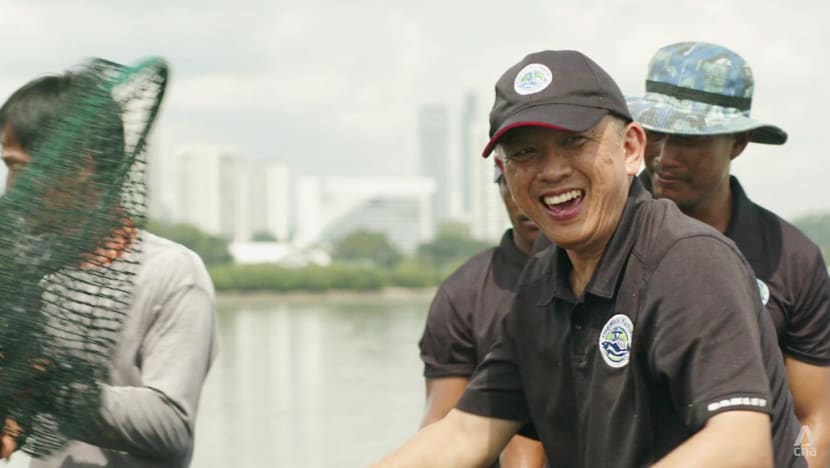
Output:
[0,57,168,456]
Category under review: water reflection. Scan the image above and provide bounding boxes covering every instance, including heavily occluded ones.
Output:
[192,295,431,468]
[2,295,429,467]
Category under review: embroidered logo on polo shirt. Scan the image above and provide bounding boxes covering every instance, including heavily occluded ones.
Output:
[514,63,553,95]
[599,314,634,368]
[756,279,770,306]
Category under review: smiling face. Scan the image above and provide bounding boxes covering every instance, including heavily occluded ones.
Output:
[497,116,644,256]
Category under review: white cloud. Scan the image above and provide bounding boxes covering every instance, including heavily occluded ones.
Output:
[0,0,827,216]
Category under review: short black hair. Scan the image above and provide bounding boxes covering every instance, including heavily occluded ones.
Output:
[0,71,126,179]
[0,75,72,152]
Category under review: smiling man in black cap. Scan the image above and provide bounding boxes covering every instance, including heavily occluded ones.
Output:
[628,41,830,468]
[373,49,804,468]
[418,161,544,467]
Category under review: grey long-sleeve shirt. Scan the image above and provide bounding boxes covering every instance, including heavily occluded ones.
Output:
[30,231,219,468]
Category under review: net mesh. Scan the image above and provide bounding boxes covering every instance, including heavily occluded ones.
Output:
[0,57,168,456]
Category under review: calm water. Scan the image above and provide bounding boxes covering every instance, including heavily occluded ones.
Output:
[191,294,431,468]
[4,293,431,468]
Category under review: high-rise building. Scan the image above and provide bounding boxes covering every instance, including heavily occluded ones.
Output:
[245,162,290,242]
[144,137,174,223]
[174,144,243,239]
[294,176,435,253]
[418,105,457,226]
[469,122,509,242]
[459,93,479,217]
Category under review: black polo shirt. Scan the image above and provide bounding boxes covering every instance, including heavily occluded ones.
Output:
[420,229,528,378]
[458,179,804,467]
[640,172,830,365]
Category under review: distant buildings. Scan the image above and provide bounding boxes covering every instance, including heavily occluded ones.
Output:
[468,122,510,241]
[419,95,509,243]
[174,144,242,239]
[418,105,461,224]
[241,163,290,242]
[294,176,435,253]
[145,137,174,223]
[158,90,508,265]
[172,144,289,242]
[228,241,330,266]
[169,144,435,260]
[458,93,478,217]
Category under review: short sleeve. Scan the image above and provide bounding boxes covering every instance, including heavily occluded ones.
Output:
[455,307,530,424]
[647,236,773,431]
[419,286,478,378]
[782,248,830,366]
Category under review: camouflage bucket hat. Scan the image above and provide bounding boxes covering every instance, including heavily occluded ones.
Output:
[627,42,787,145]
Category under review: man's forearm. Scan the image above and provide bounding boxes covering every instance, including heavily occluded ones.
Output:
[69,384,193,461]
[421,377,469,428]
[374,410,520,468]
[374,419,491,468]
[652,411,773,468]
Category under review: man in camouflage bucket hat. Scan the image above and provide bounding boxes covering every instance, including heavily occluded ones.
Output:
[627,42,786,142]
[629,41,830,467]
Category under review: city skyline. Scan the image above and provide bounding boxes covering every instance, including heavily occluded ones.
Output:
[152,94,509,249]
[0,0,827,221]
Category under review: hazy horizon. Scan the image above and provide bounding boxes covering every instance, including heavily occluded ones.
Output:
[0,0,827,220]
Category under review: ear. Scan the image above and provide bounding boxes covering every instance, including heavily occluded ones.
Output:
[494,156,505,172]
[622,122,646,177]
[730,132,750,160]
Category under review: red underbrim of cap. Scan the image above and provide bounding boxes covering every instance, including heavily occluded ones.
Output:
[481,122,573,158]
[481,105,609,157]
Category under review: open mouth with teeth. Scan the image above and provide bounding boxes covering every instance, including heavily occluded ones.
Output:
[541,189,585,221]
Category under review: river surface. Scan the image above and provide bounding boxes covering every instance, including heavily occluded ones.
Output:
[6,293,433,468]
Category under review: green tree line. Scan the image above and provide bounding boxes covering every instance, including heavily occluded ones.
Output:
[145,220,493,292]
[147,212,830,293]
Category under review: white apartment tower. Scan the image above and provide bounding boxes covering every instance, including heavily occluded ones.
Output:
[244,162,290,242]
[418,105,462,226]
[469,122,510,242]
[174,145,243,239]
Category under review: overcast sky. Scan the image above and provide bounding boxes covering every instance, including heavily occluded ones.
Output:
[0,0,827,219]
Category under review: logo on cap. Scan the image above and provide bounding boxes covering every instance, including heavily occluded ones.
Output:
[756,279,770,306]
[599,314,634,368]
[513,63,553,96]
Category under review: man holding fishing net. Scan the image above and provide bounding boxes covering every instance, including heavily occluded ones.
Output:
[0,57,218,467]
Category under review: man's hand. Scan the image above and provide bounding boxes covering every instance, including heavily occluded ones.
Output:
[1,418,21,459]
[0,355,50,459]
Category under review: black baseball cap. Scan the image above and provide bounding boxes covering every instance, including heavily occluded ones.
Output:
[482,50,632,157]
